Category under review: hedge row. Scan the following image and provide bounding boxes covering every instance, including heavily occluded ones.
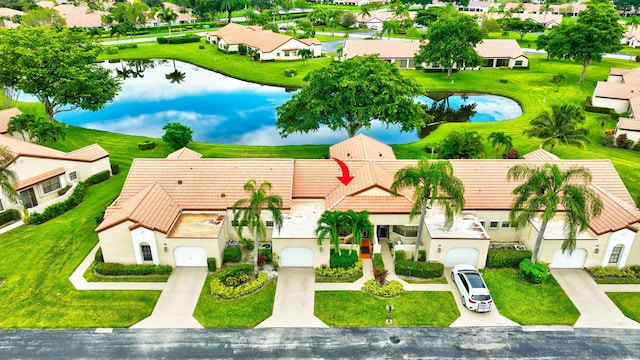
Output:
[584,96,614,114]
[395,260,444,279]
[486,248,532,268]
[29,183,86,225]
[373,254,384,272]
[316,260,362,278]
[330,250,358,269]
[518,259,548,284]
[588,265,640,278]
[157,34,201,44]
[138,140,155,150]
[363,279,404,297]
[0,209,20,227]
[85,170,111,186]
[223,247,242,263]
[94,262,172,276]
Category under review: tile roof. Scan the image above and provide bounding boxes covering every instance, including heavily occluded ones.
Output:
[589,184,640,235]
[475,39,527,59]
[0,7,23,16]
[617,118,640,131]
[162,2,197,22]
[0,134,108,163]
[209,23,318,54]
[166,147,203,159]
[0,108,22,134]
[66,144,109,161]
[610,68,631,76]
[622,67,640,85]
[342,39,419,60]
[329,133,396,160]
[53,4,108,28]
[593,81,640,100]
[522,148,560,161]
[15,167,65,190]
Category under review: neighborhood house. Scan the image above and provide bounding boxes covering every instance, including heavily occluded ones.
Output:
[96,135,640,271]
[592,67,640,144]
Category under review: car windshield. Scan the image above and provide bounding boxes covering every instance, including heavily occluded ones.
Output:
[465,273,486,288]
[472,294,492,301]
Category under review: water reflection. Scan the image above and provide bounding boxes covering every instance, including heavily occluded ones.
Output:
[420,92,478,138]
[53,60,521,146]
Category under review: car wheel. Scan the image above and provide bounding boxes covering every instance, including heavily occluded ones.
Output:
[451,272,455,281]
[461,296,466,307]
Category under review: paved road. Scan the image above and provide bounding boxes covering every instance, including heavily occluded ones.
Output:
[2,327,640,359]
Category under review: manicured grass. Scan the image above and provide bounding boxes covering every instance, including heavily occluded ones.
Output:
[194,277,276,327]
[83,262,169,283]
[482,269,579,326]
[314,290,459,326]
[607,292,640,322]
[0,177,160,328]
[594,278,640,284]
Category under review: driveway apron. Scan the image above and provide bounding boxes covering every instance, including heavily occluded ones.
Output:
[256,267,328,328]
[131,267,208,329]
[551,269,640,329]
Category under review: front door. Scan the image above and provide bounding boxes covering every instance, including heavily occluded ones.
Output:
[20,188,37,208]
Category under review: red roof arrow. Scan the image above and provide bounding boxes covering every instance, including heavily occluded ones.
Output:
[332,157,354,186]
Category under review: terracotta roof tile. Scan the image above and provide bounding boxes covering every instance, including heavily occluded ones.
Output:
[522,148,560,160]
[166,147,203,159]
[593,81,640,100]
[610,68,631,76]
[342,39,419,60]
[329,133,396,160]
[209,23,309,53]
[331,196,414,213]
[622,67,640,85]
[475,39,527,59]
[0,134,68,160]
[589,184,640,234]
[0,108,22,134]
[66,144,109,162]
[617,117,640,131]
[15,167,65,190]
[53,4,108,28]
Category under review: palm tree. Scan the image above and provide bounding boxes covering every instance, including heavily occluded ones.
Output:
[343,210,373,255]
[7,113,35,141]
[232,179,284,272]
[156,7,178,38]
[30,117,66,145]
[488,131,513,158]
[0,146,18,204]
[165,59,186,84]
[438,129,485,159]
[391,160,465,261]
[507,164,603,263]
[523,103,589,153]
[541,2,553,24]
[381,19,400,39]
[358,5,371,21]
[315,210,347,256]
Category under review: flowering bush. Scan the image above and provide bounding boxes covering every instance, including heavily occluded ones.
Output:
[210,271,268,299]
[316,260,362,277]
[363,280,404,298]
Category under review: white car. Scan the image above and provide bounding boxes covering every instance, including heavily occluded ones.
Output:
[451,264,492,313]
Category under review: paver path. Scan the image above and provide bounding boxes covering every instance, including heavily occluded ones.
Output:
[552,269,640,329]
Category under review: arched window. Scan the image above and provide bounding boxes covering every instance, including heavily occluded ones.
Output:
[609,245,624,264]
[141,243,153,261]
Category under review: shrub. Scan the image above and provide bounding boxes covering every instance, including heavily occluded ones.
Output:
[0,209,20,226]
[486,248,532,268]
[138,140,156,150]
[626,140,635,149]
[374,268,389,285]
[207,258,217,272]
[157,36,168,44]
[502,148,521,159]
[117,43,137,49]
[499,79,508,83]
[95,248,104,262]
[94,211,105,225]
[588,266,636,278]
[284,69,297,77]
[110,162,120,175]
[258,248,273,263]
[600,134,615,147]
[223,247,242,263]
[105,46,119,54]
[329,250,358,269]
[615,133,628,148]
[94,262,172,276]
[395,260,444,279]
[241,238,254,250]
[634,142,640,151]
[85,170,111,186]
[257,254,267,267]
[316,260,362,277]
[394,250,407,262]
[417,250,426,262]
[584,97,614,114]
[159,34,201,44]
[373,253,385,271]
[29,183,86,225]
[363,279,404,297]
[210,265,268,299]
[57,185,71,196]
[238,44,247,55]
[518,259,548,284]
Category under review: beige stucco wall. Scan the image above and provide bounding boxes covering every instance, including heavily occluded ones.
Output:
[272,237,329,268]
[623,228,640,265]
[98,220,139,264]
[467,210,518,243]
[427,239,491,269]
[591,97,629,113]
[520,223,602,266]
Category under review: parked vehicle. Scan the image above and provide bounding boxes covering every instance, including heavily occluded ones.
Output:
[451,264,492,312]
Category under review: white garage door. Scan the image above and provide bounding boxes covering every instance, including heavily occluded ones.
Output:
[280,247,314,267]
[444,248,479,268]
[174,247,207,267]
[550,248,587,268]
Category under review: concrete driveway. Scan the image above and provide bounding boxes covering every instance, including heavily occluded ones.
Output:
[131,267,208,329]
[256,267,327,328]
[446,269,518,327]
[552,269,640,329]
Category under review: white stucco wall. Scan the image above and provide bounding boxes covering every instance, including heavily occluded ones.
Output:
[601,228,636,268]
[591,97,629,113]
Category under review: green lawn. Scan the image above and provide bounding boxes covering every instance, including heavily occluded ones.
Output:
[314,290,459,326]
[483,269,580,326]
[194,277,276,327]
[607,292,640,322]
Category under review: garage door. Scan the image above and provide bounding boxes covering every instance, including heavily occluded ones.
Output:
[280,247,313,267]
[174,247,207,267]
[444,248,479,268]
[550,248,587,268]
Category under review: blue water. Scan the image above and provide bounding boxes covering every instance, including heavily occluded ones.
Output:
[53,60,522,145]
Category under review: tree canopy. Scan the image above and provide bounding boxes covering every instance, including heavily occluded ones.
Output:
[414,10,486,78]
[539,2,624,83]
[438,129,485,159]
[276,55,430,138]
[0,26,121,123]
[523,103,589,153]
[162,122,193,150]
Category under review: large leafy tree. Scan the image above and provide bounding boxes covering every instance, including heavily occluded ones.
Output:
[498,17,544,41]
[391,160,465,261]
[21,7,66,27]
[315,210,348,256]
[438,129,485,159]
[523,104,589,153]
[233,179,284,272]
[488,131,513,158]
[162,122,193,150]
[0,146,18,204]
[276,55,430,138]
[508,164,603,263]
[0,27,121,123]
[541,2,624,83]
[414,10,486,78]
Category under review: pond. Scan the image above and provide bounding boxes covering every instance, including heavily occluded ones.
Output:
[53,60,522,146]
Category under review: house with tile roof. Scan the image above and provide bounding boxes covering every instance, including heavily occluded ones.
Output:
[206,23,321,61]
[593,67,640,143]
[341,39,527,69]
[0,135,111,217]
[0,108,29,141]
[96,135,640,270]
[623,25,640,48]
